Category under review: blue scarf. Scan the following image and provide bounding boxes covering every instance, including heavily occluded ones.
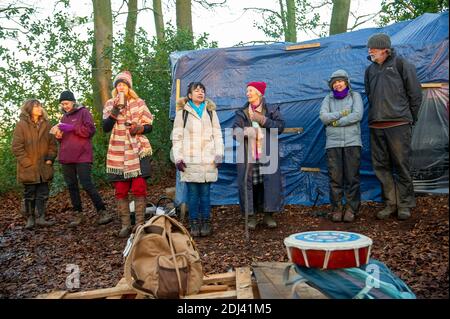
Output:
[188,100,206,118]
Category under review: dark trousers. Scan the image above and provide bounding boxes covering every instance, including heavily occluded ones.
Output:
[252,183,265,215]
[24,182,49,216]
[186,182,211,220]
[326,146,361,213]
[370,125,415,208]
[62,163,105,213]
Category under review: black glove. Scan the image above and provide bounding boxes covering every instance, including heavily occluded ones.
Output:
[110,105,121,119]
[176,160,187,172]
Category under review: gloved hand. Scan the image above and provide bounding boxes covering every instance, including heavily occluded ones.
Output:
[58,122,75,133]
[214,155,223,168]
[176,160,187,172]
[250,112,266,126]
[331,120,339,127]
[129,123,144,136]
[340,109,350,117]
[110,105,121,119]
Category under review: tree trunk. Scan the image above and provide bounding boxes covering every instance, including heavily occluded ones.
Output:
[92,0,113,115]
[122,0,138,70]
[329,0,351,35]
[285,0,296,42]
[153,0,165,43]
[176,0,193,34]
[125,0,138,49]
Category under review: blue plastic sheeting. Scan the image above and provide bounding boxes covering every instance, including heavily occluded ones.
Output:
[169,12,449,206]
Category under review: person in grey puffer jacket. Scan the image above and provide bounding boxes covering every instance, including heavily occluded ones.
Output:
[364,33,422,221]
[320,69,363,222]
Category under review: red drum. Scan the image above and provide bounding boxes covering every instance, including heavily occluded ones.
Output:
[284,231,372,269]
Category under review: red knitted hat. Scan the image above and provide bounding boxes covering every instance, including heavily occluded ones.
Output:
[113,70,132,88]
[247,81,267,96]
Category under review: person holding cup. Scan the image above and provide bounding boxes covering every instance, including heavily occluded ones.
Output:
[102,71,154,238]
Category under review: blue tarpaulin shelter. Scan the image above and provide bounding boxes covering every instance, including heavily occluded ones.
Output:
[169,12,449,206]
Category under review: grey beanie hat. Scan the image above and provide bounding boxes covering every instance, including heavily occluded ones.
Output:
[367,33,391,49]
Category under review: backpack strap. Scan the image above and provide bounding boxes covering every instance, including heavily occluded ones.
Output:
[183,108,214,128]
[183,109,189,128]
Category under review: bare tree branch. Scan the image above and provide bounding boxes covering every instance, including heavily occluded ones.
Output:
[243,7,282,20]
[193,0,227,9]
[396,0,416,15]
[349,10,383,30]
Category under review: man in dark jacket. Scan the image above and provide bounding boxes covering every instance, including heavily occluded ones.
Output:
[364,33,422,220]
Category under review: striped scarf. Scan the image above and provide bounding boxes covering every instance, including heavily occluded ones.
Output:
[103,98,153,179]
[248,105,264,160]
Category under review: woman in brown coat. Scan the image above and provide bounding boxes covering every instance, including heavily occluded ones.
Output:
[12,99,57,229]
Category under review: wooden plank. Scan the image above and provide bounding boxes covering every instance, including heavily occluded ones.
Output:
[176,79,181,101]
[63,285,136,299]
[285,43,321,51]
[202,271,236,285]
[235,267,253,299]
[421,83,445,88]
[198,284,229,293]
[184,290,237,299]
[252,267,286,299]
[283,127,303,134]
[105,278,131,299]
[301,167,321,172]
[252,262,327,299]
[36,290,67,299]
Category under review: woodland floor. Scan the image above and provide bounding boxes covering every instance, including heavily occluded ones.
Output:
[0,171,448,299]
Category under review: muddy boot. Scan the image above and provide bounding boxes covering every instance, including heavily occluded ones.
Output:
[24,199,35,230]
[376,206,396,220]
[247,215,257,230]
[263,213,277,228]
[35,199,55,227]
[200,218,212,237]
[68,212,84,228]
[118,199,131,238]
[97,209,113,225]
[397,207,411,220]
[190,219,200,237]
[134,197,146,226]
[343,207,355,223]
[330,204,343,222]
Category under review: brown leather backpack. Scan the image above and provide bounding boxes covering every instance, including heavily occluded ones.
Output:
[124,215,203,298]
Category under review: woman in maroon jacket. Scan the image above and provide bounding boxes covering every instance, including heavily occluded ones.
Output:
[52,90,112,227]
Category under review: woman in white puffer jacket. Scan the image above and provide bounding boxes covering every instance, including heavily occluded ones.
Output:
[172,82,224,237]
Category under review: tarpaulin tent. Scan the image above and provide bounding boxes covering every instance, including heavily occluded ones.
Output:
[169,11,449,206]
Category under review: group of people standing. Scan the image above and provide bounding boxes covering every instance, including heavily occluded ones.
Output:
[12,71,154,237]
[11,32,422,238]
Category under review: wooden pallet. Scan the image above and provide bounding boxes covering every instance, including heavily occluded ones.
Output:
[36,267,254,299]
[252,262,327,299]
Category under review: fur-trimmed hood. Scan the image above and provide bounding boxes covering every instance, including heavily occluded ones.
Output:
[19,105,49,123]
[176,97,216,112]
